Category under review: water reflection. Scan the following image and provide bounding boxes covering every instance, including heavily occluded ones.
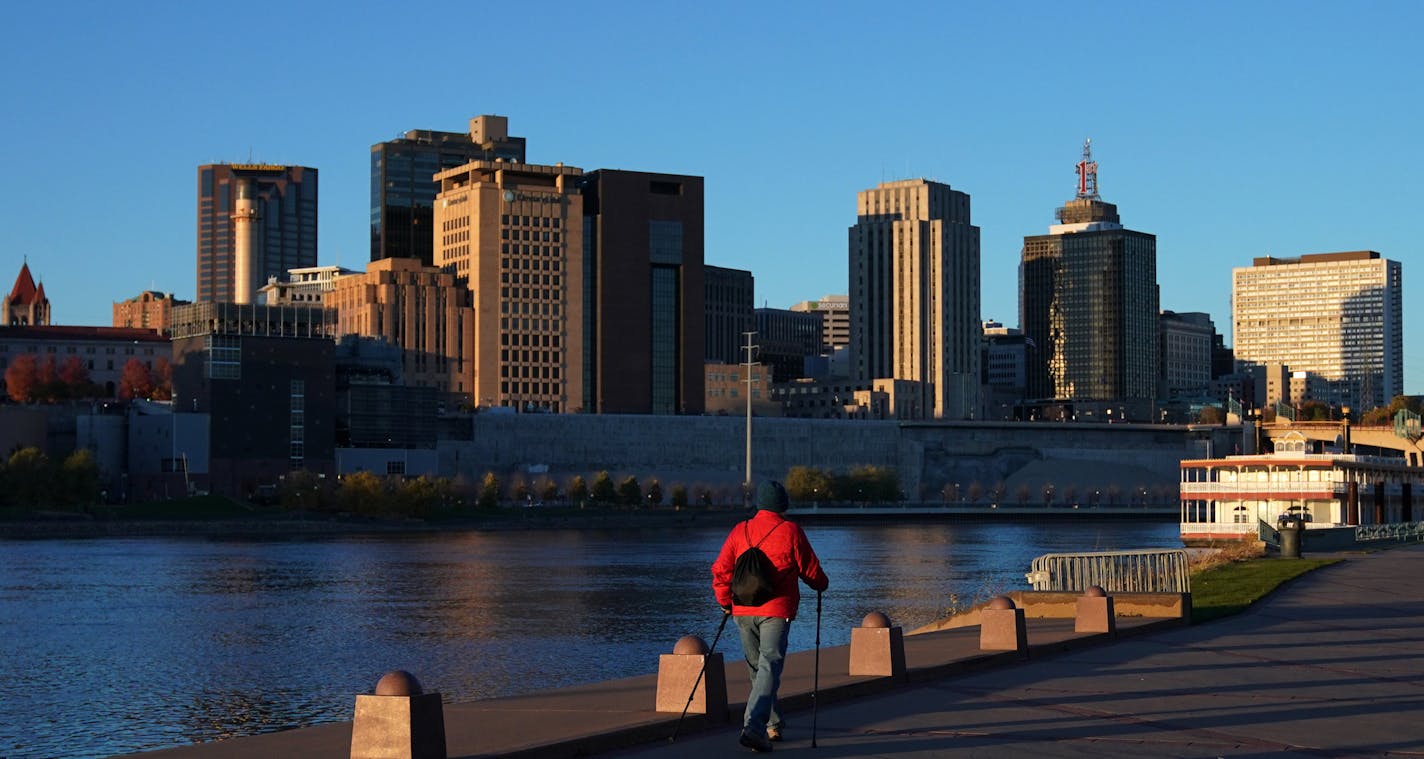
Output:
[0,520,1177,758]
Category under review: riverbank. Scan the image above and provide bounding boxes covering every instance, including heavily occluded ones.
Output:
[0,503,1185,539]
[0,507,747,539]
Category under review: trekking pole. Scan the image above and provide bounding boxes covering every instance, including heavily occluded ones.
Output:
[811,590,822,748]
[670,610,731,742]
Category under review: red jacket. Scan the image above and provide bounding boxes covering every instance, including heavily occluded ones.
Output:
[712,510,828,620]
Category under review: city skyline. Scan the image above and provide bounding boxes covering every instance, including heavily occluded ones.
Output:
[2,1,1419,395]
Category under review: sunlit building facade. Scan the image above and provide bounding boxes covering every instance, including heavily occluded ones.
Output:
[1232,251,1402,412]
[433,159,584,412]
[790,294,850,355]
[326,258,473,400]
[257,265,355,307]
[849,179,980,419]
[113,291,189,333]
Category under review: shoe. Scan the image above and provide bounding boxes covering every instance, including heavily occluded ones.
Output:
[766,725,782,742]
[739,727,774,752]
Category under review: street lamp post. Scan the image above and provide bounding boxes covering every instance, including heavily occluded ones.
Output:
[742,330,758,506]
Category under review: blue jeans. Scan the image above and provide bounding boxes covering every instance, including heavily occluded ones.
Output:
[735,615,789,735]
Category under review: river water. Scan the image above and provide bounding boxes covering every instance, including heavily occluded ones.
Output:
[0,519,1178,758]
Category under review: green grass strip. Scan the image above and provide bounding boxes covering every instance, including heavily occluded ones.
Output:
[1191,557,1339,624]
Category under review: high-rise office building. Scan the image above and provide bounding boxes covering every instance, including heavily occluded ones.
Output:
[1159,311,1215,401]
[790,294,850,355]
[581,170,705,414]
[197,164,318,304]
[1021,141,1158,419]
[849,179,981,419]
[371,115,526,266]
[432,159,584,413]
[1232,250,1402,411]
[982,321,1028,420]
[755,307,821,382]
[705,265,754,366]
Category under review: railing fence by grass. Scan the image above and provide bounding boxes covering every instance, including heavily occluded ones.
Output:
[1356,521,1424,542]
[1260,519,1281,547]
[1025,549,1191,593]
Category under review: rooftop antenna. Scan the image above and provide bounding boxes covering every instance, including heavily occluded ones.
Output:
[1075,138,1099,200]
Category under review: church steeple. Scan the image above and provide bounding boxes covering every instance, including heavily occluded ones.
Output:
[3,259,52,326]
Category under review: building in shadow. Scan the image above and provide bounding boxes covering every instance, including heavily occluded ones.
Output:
[168,302,337,497]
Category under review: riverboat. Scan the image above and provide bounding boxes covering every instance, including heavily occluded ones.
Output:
[1179,430,1423,545]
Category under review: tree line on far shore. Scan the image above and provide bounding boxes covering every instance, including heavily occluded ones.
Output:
[4,454,1175,519]
[265,465,917,520]
[276,469,725,519]
[0,447,102,511]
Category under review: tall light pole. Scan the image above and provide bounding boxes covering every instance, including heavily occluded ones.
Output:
[742,330,759,503]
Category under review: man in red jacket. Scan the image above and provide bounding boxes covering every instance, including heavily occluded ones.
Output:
[712,480,829,752]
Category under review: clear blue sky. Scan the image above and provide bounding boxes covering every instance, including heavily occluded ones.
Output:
[3,1,1419,394]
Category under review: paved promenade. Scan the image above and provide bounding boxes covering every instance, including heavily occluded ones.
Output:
[132,544,1424,759]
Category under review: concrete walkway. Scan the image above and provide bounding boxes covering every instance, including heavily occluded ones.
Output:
[619,544,1424,758]
[130,544,1424,759]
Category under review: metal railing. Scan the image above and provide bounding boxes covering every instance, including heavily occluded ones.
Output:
[1355,521,1424,542]
[1259,519,1281,547]
[1025,549,1191,593]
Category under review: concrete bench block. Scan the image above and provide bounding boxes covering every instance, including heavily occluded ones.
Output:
[849,626,906,680]
[1075,595,1117,635]
[655,652,727,722]
[980,598,1029,656]
[350,692,446,759]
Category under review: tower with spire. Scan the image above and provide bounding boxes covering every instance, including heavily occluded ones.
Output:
[3,259,52,326]
[1019,140,1160,420]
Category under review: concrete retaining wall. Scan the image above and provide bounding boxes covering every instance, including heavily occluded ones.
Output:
[912,591,1192,633]
[439,416,1203,498]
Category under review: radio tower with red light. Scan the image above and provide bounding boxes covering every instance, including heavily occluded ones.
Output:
[1075,138,1099,200]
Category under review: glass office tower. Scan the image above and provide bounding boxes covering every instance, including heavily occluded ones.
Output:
[370,115,525,266]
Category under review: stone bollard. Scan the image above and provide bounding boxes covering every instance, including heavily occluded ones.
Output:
[979,596,1029,658]
[655,635,728,722]
[350,670,447,759]
[1075,585,1117,636]
[849,611,906,680]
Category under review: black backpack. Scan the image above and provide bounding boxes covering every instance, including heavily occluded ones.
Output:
[730,520,785,606]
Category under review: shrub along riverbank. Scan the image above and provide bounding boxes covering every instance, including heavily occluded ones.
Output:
[0,493,748,538]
